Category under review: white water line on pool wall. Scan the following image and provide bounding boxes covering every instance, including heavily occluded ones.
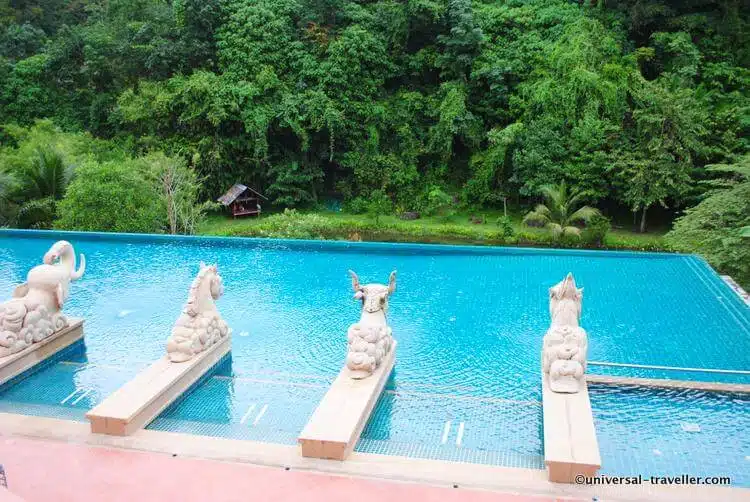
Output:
[441,421,451,444]
[588,361,750,375]
[456,422,465,447]
[240,403,256,424]
[71,389,91,405]
[253,404,268,426]
[60,388,89,405]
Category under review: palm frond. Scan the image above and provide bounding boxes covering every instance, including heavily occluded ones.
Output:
[17,147,72,201]
[547,222,563,238]
[705,154,750,181]
[565,189,589,212]
[523,207,551,227]
[562,225,582,238]
[538,183,564,209]
[568,205,601,223]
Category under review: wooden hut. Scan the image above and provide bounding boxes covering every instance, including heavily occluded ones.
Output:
[217,184,267,218]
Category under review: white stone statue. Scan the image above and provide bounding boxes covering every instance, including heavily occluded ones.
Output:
[166,262,231,362]
[346,270,396,379]
[0,240,86,357]
[542,273,588,393]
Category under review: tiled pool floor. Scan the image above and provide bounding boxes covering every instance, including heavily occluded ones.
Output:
[591,385,750,487]
[150,371,544,469]
[0,343,543,470]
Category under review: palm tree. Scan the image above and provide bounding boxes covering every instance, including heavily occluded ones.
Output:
[523,181,601,238]
[15,146,72,201]
[8,146,73,228]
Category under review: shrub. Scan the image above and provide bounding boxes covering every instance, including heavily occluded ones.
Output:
[344,196,370,214]
[496,216,515,239]
[667,182,750,288]
[424,186,455,219]
[581,214,611,246]
[367,189,392,224]
[252,209,328,239]
[56,159,164,233]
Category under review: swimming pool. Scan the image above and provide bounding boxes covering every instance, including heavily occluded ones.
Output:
[1,230,748,481]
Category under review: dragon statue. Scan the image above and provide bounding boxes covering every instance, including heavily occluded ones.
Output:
[0,240,86,357]
[346,270,396,379]
[166,262,231,362]
[542,273,588,393]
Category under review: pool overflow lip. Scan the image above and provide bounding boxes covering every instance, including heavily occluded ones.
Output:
[0,227,687,259]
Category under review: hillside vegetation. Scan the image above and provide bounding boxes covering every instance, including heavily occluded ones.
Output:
[0,1,748,284]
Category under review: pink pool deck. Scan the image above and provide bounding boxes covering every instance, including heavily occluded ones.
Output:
[0,436,571,502]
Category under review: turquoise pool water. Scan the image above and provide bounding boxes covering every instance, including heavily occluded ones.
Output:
[591,385,750,487]
[0,230,748,482]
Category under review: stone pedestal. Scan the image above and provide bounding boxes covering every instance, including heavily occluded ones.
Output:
[0,318,83,387]
[542,372,601,482]
[86,336,229,436]
[299,342,396,460]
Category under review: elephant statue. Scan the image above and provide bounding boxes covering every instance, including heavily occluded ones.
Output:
[0,240,86,357]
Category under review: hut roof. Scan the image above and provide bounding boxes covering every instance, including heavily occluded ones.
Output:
[217,184,267,206]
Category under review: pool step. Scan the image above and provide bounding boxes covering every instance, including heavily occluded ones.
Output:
[542,373,601,483]
[0,318,84,387]
[86,336,230,436]
[298,342,396,460]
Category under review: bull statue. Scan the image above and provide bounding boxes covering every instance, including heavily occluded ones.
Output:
[541,273,588,393]
[346,270,396,379]
[0,240,86,357]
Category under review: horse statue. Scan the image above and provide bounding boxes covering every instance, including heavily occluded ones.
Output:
[541,273,588,393]
[0,240,86,357]
[346,270,396,379]
[166,262,231,363]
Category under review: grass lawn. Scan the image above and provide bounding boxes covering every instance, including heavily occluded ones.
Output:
[198,209,668,252]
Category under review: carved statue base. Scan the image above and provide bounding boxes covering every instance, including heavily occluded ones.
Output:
[346,324,393,379]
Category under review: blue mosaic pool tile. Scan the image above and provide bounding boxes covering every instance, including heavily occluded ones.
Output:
[148,372,328,445]
[354,390,544,469]
[0,358,136,421]
[590,385,750,488]
[0,339,86,393]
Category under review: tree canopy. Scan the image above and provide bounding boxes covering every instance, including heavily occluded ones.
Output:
[0,0,748,271]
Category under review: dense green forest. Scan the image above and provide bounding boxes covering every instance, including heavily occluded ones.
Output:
[0,0,748,283]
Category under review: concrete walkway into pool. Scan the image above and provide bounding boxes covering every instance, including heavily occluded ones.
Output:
[0,436,565,502]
